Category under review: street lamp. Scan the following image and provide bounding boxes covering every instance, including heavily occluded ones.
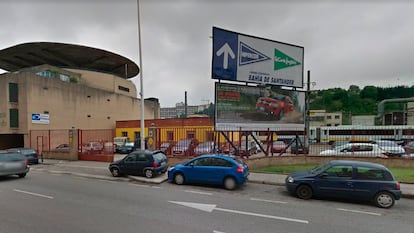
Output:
[137,0,145,150]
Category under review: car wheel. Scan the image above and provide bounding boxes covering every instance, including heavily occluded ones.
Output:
[144,169,154,178]
[374,191,395,208]
[174,173,185,185]
[110,168,121,177]
[224,177,237,190]
[296,185,312,199]
[18,173,26,178]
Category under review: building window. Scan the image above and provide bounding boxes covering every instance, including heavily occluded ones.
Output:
[327,115,332,119]
[9,83,18,102]
[167,131,174,141]
[187,131,195,139]
[122,131,128,137]
[9,108,18,128]
[134,131,140,141]
[335,115,340,119]
[118,85,130,92]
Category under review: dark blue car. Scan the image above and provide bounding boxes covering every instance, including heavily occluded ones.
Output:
[6,148,39,165]
[285,160,401,208]
[168,154,249,190]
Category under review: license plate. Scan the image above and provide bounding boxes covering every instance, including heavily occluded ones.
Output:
[161,161,166,166]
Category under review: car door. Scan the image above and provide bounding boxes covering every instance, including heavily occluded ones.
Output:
[313,165,354,198]
[351,166,384,200]
[207,158,232,184]
[121,153,139,175]
[135,153,151,175]
[183,157,211,183]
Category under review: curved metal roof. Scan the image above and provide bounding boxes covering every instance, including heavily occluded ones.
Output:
[0,42,139,79]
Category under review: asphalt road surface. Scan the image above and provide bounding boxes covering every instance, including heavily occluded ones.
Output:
[1,171,413,233]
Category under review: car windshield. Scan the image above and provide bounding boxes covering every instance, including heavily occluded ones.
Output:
[274,141,285,145]
[160,142,170,147]
[198,141,212,147]
[310,162,331,174]
[376,141,397,147]
[124,142,134,147]
[176,139,191,146]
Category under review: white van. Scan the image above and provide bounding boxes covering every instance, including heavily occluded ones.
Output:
[113,137,129,149]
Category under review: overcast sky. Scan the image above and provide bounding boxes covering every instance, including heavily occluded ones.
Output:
[1,0,414,107]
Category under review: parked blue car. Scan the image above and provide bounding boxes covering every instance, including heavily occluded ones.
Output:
[285,160,401,208]
[168,154,249,190]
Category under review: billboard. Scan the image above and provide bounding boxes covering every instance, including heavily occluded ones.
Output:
[215,83,305,131]
[212,27,304,88]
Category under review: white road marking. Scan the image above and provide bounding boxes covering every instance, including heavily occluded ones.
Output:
[250,197,287,204]
[13,189,54,199]
[169,201,309,224]
[185,190,213,195]
[213,230,226,233]
[151,186,162,189]
[129,183,150,188]
[337,208,381,216]
[56,164,106,169]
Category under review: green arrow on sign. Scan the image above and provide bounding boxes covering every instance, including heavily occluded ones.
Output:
[274,49,301,70]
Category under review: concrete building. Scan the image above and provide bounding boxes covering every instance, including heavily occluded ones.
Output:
[309,110,342,127]
[160,102,200,119]
[352,115,376,126]
[0,42,159,149]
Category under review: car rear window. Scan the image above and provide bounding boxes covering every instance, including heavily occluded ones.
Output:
[153,152,166,161]
[0,153,26,161]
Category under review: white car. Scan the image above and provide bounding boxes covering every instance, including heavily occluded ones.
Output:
[319,143,388,158]
[372,140,406,157]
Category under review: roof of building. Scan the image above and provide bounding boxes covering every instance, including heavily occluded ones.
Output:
[0,42,139,79]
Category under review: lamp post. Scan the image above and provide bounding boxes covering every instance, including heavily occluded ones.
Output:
[137,0,145,150]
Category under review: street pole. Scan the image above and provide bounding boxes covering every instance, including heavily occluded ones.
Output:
[137,0,145,150]
[305,70,310,153]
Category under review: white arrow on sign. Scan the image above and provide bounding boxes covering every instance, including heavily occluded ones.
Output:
[216,43,235,69]
[169,201,309,224]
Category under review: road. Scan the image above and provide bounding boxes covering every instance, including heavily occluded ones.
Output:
[1,171,413,233]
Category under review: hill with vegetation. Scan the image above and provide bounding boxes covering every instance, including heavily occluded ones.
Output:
[309,85,414,115]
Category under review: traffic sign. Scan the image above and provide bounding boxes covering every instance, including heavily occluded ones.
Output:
[212,27,304,88]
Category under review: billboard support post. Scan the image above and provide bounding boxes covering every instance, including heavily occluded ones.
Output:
[305,70,311,154]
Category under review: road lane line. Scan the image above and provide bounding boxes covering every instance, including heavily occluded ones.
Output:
[13,189,54,199]
[56,164,106,169]
[185,190,213,195]
[129,183,150,188]
[215,207,309,224]
[250,197,287,204]
[337,208,381,216]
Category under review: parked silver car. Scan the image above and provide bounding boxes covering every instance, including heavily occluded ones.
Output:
[0,152,30,178]
[372,140,406,157]
[320,143,388,158]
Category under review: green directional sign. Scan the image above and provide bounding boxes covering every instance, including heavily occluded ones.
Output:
[274,49,301,71]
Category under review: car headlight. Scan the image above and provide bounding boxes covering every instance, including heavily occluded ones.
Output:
[168,166,175,172]
[287,176,294,183]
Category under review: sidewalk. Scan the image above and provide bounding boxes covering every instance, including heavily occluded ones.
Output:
[31,158,414,199]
